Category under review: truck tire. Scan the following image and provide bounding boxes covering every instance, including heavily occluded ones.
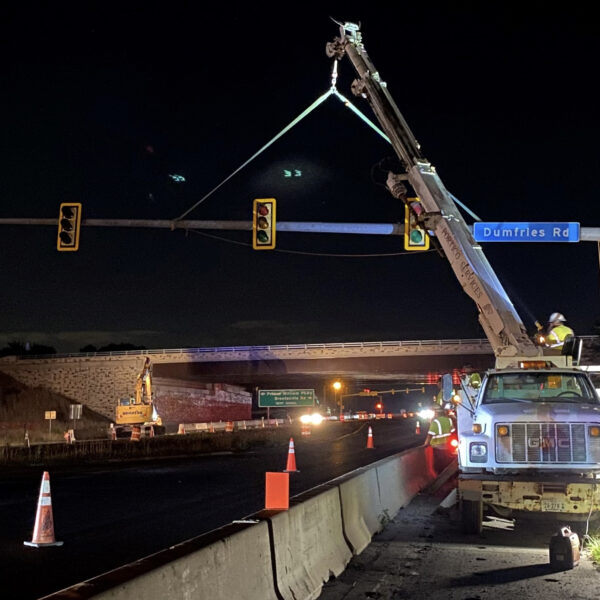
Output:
[461,498,483,534]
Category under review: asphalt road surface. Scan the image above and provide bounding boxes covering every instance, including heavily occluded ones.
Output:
[0,419,421,599]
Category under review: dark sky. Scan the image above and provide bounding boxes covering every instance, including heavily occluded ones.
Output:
[1,3,598,353]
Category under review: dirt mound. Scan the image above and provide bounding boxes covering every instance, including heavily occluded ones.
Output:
[0,372,110,443]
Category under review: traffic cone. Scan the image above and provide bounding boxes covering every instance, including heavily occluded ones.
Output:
[24,472,63,547]
[109,423,116,441]
[416,421,421,434]
[366,426,375,449]
[283,437,299,473]
[178,423,186,435]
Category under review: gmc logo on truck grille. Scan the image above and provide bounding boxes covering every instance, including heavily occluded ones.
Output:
[527,438,571,449]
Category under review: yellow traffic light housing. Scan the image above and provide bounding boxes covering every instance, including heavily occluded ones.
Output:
[253,198,276,250]
[404,198,429,251]
[57,202,82,251]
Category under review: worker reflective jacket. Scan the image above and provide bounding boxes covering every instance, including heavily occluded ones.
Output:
[427,416,455,446]
[547,325,574,348]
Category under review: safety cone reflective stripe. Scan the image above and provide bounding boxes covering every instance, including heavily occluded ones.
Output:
[284,437,299,473]
[416,421,421,434]
[366,426,375,449]
[24,472,63,547]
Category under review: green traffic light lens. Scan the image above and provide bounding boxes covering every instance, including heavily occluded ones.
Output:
[257,231,269,243]
[410,229,424,244]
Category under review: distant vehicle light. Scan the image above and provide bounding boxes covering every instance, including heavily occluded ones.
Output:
[311,413,324,426]
[300,413,323,426]
[418,409,435,421]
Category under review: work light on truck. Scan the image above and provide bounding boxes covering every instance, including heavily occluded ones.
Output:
[589,426,600,437]
[497,425,509,437]
[472,423,483,434]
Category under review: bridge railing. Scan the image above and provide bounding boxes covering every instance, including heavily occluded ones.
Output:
[8,337,498,361]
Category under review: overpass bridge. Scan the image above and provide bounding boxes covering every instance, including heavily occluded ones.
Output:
[1,336,598,420]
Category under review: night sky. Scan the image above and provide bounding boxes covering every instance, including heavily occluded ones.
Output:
[1,4,598,353]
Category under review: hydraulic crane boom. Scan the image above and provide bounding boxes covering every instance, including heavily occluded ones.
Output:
[327,22,540,358]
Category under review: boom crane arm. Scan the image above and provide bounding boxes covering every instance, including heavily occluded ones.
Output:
[327,22,540,358]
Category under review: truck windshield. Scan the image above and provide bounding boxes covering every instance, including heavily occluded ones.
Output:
[482,372,599,404]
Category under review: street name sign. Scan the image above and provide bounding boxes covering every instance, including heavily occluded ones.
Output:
[473,222,580,243]
[259,389,315,407]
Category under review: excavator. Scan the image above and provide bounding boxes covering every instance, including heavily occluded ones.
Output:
[328,21,599,537]
[115,357,163,437]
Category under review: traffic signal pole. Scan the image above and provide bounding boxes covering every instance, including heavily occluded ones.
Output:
[0,217,405,235]
[2,218,600,239]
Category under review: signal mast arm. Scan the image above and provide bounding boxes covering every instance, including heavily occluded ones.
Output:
[327,22,540,359]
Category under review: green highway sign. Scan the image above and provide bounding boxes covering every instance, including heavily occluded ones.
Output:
[258,389,315,407]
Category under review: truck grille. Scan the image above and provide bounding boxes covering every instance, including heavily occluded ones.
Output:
[496,423,593,463]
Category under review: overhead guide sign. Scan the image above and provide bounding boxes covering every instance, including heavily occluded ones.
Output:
[259,389,315,407]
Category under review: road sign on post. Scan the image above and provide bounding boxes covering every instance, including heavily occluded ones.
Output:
[258,389,315,407]
[45,410,56,435]
[473,222,580,243]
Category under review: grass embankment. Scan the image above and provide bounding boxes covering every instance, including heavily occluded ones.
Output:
[0,372,110,444]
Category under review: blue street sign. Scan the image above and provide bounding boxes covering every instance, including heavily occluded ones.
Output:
[473,222,580,243]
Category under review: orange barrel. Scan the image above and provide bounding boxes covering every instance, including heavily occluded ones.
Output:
[131,425,141,442]
[225,421,234,433]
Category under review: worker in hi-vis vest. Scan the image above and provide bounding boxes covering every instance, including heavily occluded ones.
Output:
[424,409,456,448]
[546,312,574,349]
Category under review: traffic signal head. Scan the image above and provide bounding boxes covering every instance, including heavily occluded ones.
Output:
[57,202,82,251]
[252,198,276,250]
[404,198,429,251]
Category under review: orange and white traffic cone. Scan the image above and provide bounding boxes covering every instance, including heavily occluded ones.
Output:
[177,423,186,435]
[24,472,63,547]
[415,421,421,435]
[283,437,299,473]
[109,423,116,441]
[366,426,375,449]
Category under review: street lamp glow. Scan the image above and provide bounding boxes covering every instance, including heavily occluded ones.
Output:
[332,381,342,391]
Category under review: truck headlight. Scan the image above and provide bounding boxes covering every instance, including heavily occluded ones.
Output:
[470,442,488,463]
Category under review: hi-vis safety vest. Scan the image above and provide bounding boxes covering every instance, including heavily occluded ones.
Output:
[428,416,455,446]
[547,325,574,348]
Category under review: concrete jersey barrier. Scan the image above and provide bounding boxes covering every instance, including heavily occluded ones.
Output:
[40,521,278,600]
[262,486,353,600]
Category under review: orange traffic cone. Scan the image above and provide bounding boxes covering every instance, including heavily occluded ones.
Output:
[366,426,375,449]
[415,421,421,434]
[283,437,299,473]
[24,472,63,547]
[177,423,186,435]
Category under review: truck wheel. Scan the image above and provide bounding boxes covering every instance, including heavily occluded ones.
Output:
[461,498,483,534]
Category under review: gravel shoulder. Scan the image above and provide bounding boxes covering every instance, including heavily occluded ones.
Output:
[319,480,600,600]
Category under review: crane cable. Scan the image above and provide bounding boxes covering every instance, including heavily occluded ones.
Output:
[175,61,482,226]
